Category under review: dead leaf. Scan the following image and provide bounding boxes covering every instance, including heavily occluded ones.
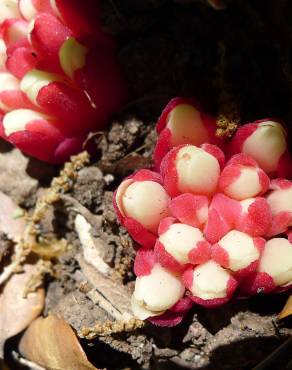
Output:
[0,191,26,242]
[19,315,98,370]
[0,263,45,358]
[77,255,133,322]
[12,351,45,370]
[278,294,292,320]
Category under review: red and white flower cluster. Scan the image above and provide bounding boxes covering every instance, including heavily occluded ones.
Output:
[114,98,292,327]
[0,0,126,163]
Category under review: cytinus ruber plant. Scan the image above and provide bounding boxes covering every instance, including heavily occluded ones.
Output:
[0,0,126,163]
[114,97,292,327]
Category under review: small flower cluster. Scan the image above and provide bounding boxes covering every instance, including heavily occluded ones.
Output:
[114,98,292,327]
[0,0,126,163]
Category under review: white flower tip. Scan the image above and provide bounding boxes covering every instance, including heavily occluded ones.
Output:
[266,186,292,217]
[190,261,230,300]
[116,180,170,233]
[259,238,292,286]
[218,230,259,271]
[0,72,20,112]
[176,145,220,196]
[223,167,262,200]
[159,223,204,264]
[59,38,88,79]
[240,198,255,213]
[243,120,287,174]
[131,295,164,320]
[166,103,209,146]
[19,0,38,21]
[3,109,48,136]
[0,0,21,23]
[21,69,62,105]
[133,264,184,312]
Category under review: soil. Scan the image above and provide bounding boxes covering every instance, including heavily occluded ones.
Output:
[1,0,292,369]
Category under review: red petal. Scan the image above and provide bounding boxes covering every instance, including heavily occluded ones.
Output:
[134,248,156,276]
[170,193,208,228]
[240,272,275,295]
[154,240,185,273]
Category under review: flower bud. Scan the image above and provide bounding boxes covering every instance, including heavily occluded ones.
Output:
[0,72,32,112]
[6,42,38,79]
[131,262,185,320]
[182,260,237,307]
[265,179,292,236]
[20,69,96,132]
[147,296,194,327]
[241,238,292,294]
[0,0,127,163]
[155,219,211,272]
[228,120,291,177]
[0,0,21,23]
[29,12,73,71]
[114,170,170,248]
[212,230,265,277]
[0,108,84,162]
[154,98,220,169]
[169,193,208,229]
[219,154,270,200]
[259,238,292,286]
[235,197,272,237]
[19,0,38,20]
[161,144,223,197]
[133,248,191,325]
[19,0,53,21]
[1,19,28,47]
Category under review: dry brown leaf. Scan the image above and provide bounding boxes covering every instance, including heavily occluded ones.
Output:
[77,255,133,322]
[0,263,44,358]
[278,294,292,320]
[12,351,45,370]
[19,315,98,370]
[0,191,26,242]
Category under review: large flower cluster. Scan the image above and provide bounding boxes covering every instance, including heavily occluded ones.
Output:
[114,98,292,327]
[0,0,126,163]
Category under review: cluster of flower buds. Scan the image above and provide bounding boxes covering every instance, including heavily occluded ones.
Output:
[0,0,126,163]
[114,97,292,327]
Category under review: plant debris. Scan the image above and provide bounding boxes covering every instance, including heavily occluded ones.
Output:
[19,315,98,370]
[0,263,44,358]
